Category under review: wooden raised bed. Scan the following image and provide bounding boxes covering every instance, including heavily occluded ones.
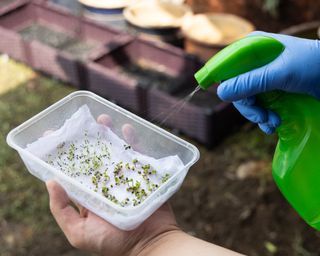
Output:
[86,37,244,145]
[0,2,127,88]
[0,0,29,16]
[86,38,199,113]
[147,86,245,147]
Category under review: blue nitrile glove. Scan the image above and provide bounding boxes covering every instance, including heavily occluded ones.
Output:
[217,31,320,134]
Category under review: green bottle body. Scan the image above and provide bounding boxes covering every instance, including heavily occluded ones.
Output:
[261,92,320,229]
[195,36,320,230]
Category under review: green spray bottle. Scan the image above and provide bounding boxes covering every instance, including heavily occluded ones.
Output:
[194,35,320,230]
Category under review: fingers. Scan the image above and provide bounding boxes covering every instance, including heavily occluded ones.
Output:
[233,97,267,123]
[217,31,288,102]
[97,114,136,144]
[217,63,276,102]
[122,123,144,153]
[46,181,84,239]
[257,110,281,134]
[97,114,140,150]
[122,124,138,145]
[97,114,113,128]
[233,98,281,134]
[216,31,283,133]
[265,110,281,127]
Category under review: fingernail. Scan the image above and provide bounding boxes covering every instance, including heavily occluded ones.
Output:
[45,180,55,191]
[97,114,112,127]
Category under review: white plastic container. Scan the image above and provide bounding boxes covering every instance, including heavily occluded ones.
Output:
[6,91,199,230]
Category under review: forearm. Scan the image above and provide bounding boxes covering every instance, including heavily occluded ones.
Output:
[131,230,244,256]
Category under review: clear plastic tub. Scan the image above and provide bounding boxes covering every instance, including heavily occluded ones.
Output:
[6,91,199,230]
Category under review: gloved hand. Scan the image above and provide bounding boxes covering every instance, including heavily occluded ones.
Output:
[217,31,320,134]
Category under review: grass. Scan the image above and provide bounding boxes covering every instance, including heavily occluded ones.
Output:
[0,79,73,222]
[0,56,90,255]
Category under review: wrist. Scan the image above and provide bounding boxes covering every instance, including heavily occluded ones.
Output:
[129,226,184,256]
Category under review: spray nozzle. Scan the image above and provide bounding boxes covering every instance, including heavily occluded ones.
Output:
[194,35,285,90]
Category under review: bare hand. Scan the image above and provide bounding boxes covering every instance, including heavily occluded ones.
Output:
[46,181,179,256]
[45,114,179,256]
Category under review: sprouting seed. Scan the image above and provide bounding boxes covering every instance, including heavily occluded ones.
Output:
[124,144,131,150]
[50,130,166,208]
[161,173,171,183]
[57,142,65,149]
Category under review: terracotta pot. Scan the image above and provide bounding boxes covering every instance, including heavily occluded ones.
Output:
[182,13,254,61]
[78,0,127,28]
[123,1,191,46]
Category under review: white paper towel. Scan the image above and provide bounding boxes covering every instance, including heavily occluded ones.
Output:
[26,105,184,207]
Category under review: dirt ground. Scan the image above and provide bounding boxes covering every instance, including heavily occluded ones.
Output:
[0,57,319,256]
[172,127,320,256]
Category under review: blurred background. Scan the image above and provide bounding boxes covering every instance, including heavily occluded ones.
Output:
[1,0,320,255]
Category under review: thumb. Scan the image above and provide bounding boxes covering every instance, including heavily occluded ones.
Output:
[46,181,83,235]
[217,30,287,102]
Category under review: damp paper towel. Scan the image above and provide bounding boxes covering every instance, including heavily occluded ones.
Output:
[26,105,185,207]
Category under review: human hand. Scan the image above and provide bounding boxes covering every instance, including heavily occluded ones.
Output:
[47,180,243,256]
[217,31,320,134]
[44,111,246,256]
[45,114,179,256]
[46,181,178,256]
